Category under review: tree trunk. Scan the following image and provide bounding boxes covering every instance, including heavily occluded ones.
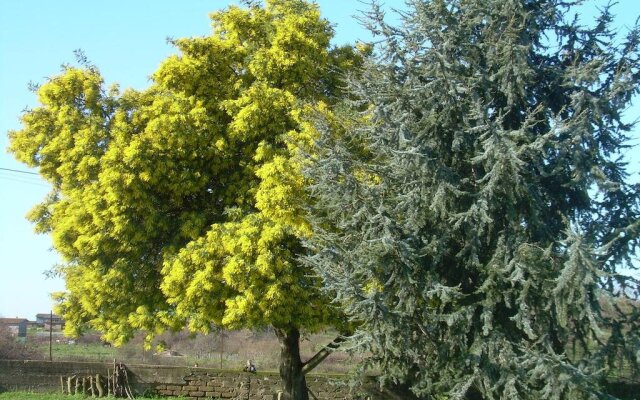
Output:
[275,327,309,400]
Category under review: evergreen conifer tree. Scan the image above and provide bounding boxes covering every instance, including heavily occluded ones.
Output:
[305,0,640,398]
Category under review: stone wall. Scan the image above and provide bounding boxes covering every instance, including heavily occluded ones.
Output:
[152,370,351,399]
[0,359,110,393]
[0,360,360,400]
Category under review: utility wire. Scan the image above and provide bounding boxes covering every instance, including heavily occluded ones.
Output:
[0,167,48,188]
[0,167,39,176]
[0,175,49,188]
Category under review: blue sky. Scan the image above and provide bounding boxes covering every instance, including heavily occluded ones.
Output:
[1,0,639,320]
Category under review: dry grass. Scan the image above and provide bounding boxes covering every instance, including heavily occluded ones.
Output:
[24,328,360,374]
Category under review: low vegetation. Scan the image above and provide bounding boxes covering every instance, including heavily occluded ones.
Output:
[0,393,165,400]
[0,326,37,360]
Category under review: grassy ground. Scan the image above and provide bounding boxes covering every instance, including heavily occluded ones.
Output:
[0,394,162,400]
[25,329,360,374]
[0,394,82,400]
[45,344,116,360]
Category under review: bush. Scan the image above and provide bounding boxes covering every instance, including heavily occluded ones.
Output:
[0,325,37,360]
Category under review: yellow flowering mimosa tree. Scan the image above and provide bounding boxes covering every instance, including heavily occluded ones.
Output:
[8,1,362,398]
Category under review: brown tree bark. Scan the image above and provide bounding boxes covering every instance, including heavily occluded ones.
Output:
[275,327,309,400]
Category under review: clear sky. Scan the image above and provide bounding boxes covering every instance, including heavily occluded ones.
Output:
[1,0,639,320]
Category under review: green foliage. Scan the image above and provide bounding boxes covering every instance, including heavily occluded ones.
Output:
[8,0,360,350]
[305,0,640,398]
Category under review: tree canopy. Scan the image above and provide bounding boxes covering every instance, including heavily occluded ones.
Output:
[9,1,361,398]
[305,0,640,398]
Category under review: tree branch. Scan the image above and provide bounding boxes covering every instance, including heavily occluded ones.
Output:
[301,335,347,375]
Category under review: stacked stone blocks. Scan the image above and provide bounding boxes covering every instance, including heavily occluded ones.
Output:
[152,371,351,400]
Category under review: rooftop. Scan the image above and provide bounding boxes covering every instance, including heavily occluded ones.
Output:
[0,318,28,324]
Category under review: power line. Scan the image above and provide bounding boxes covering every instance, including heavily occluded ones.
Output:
[0,176,49,188]
[0,167,39,176]
[0,170,42,181]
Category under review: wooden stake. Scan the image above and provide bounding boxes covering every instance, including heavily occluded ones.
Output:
[49,310,53,361]
[96,374,105,397]
[122,363,134,399]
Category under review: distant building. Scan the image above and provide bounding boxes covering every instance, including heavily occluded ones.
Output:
[26,320,40,329]
[35,313,65,331]
[0,318,28,338]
